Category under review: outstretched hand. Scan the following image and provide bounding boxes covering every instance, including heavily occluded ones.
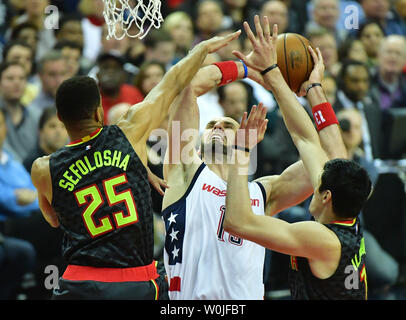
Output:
[203,30,242,54]
[235,102,268,151]
[232,15,278,72]
[298,46,325,97]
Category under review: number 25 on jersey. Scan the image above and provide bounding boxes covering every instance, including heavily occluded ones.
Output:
[74,173,138,237]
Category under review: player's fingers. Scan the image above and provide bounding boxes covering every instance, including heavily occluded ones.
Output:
[244,21,257,45]
[272,24,278,45]
[240,111,248,129]
[232,50,248,62]
[308,46,318,64]
[226,30,241,43]
[316,47,324,64]
[263,16,271,40]
[254,15,264,42]
[260,119,268,137]
[247,105,257,127]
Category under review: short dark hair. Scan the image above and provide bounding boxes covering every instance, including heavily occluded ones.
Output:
[319,159,372,218]
[10,22,39,40]
[357,18,385,39]
[56,76,100,123]
[39,106,57,130]
[54,40,83,54]
[2,40,33,60]
[0,61,27,80]
[337,59,370,89]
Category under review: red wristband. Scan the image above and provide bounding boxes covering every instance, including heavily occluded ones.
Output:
[311,102,338,131]
[212,61,238,86]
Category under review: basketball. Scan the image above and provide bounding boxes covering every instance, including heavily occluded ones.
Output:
[276,33,314,93]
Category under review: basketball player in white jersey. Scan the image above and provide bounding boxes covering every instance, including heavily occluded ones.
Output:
[161,17,347,300]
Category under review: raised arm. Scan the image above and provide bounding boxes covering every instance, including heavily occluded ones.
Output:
[236,16,346,206]
[117,31,241,163]
[223,103,338,263]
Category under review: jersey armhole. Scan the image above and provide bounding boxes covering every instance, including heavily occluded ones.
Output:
[161,162,206,216]
[255,181,267,206]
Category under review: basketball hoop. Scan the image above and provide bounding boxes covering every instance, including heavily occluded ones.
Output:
[103,0,164,40]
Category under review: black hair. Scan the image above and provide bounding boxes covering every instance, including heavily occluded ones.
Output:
[54,40,83,54]
[39,106,58,130]
[55,76,100,124]
[356,18,386,39]
[2,40,33,60]
[143,29,173,49]
[0,61,27,79]
[55,13,83,36]
[10,22,39,40]
[319,159,372,218]
[337,59,370,89]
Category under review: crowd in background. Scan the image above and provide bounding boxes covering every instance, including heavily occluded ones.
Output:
[0,0,406,300]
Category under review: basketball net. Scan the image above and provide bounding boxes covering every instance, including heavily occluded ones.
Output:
[103,0,163,40]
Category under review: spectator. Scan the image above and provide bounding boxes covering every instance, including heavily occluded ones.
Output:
[54,41,83,78]
[337,107,400,299]
[334,59,383,160]
[357,20,386,69]
[133,61,166,98]
[360,0,406,36]
[162,11,194,62]
[370,35,406,110]
[96,52,144,124]
[0,62,41,163]
[321,74,337,106]
[308,28,341,78]
[223,0,256,29]
[143,29,176,70]
[54,13,84,51]
[2,40,39,105]
[12,0,56,61]
[217,81,249,122]
[29,50,68,112]
[260,0,289,34]
[23,106,68,172]
[9,22,39,62]
[338,37,369,64]
[0,108,37,300]
[306,0,348,45]
[194,0,225,43]
[395,0,406,23]
[78,0,104,62]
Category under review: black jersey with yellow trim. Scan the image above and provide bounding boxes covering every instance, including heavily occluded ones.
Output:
[49,125,154,268]
[288,218,367,300]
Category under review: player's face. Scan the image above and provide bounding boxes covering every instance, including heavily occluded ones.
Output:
[201,117,239,158]
[203,117,239,146]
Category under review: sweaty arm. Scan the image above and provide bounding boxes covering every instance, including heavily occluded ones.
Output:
[117,31,241,165]
[223,94,338,264]
[31,156,59,228]
[223,104,338,263]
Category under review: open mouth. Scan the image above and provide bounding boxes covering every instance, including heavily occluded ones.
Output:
[210,132,225,143]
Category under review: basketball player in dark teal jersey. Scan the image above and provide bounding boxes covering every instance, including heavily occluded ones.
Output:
[30,31,241,300]
[224,16,371,300]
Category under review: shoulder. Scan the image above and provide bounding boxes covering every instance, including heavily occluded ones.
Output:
[31,155,51,182]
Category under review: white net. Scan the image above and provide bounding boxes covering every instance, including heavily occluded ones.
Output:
[103,0,164,40]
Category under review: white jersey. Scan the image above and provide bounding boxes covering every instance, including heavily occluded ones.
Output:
[162,163,266,300]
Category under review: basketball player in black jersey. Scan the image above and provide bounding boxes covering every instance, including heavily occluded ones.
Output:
[224,17,371,300]
[30,31,241,300]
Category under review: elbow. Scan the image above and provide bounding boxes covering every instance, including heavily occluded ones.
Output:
[223,209,251,238]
